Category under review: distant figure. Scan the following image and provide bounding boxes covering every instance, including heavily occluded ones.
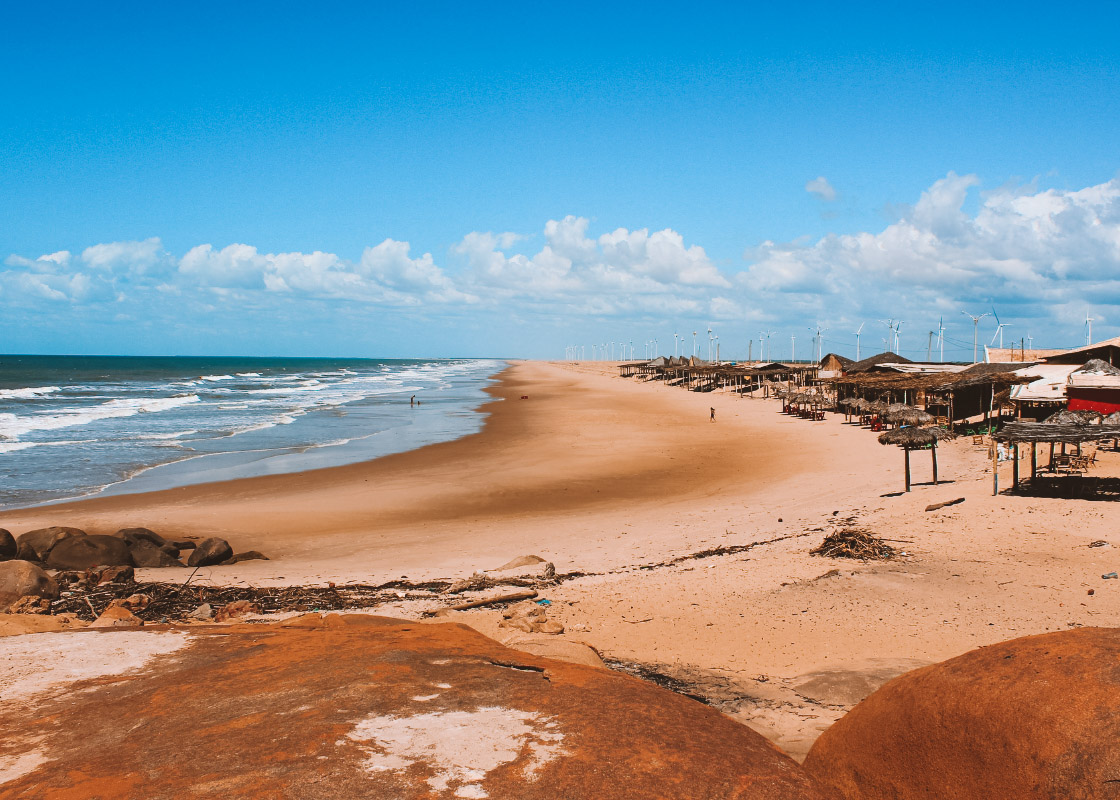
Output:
[710,407,716,422]
[410,395,416,407]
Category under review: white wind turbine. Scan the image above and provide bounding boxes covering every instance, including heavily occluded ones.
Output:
[854,322,865,361]
[1086,312,1095,345]
[937,316,945,362]
[989,307,1011,349]
[961,310,991,363]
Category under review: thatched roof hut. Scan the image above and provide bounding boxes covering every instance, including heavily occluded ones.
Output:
[1044,409,1103,425]
[878,425,954,492]
[883,404,934,426]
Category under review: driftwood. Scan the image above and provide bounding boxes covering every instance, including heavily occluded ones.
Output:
[811,529,896,560]
[441,590,538,612]
[925,497,966,512]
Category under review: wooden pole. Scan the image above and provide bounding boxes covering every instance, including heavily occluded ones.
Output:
[932,443,939,485]
[1013,444,1019,488]
[905,448,911,492]
[992,439,999,496]
[1031,442,1037,481]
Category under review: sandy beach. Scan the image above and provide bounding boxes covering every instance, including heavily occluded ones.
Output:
[3,360,1118,757]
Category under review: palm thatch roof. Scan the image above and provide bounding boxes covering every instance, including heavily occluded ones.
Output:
[1044,409,1103,424]
[864,400,888,414]
[883,404,934,425]
[994,420,1120,444]
[878,426,955,447]
[846,352,914,374]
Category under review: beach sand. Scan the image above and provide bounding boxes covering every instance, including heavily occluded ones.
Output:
[3,360,1118,757]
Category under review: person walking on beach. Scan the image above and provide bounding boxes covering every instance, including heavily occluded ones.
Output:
[710,407,716,422]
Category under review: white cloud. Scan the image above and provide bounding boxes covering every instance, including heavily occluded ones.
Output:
[805,176,837,202]
[82,237,164,273]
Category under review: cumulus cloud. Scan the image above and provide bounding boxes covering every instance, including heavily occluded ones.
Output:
[805,176,837,202]
[82,237,165,273]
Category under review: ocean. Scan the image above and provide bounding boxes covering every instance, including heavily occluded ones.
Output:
[0,355,504,509]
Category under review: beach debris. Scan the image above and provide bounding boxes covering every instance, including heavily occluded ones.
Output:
[494,554,546,571]
[0,561,60,609]
[811,529,896,561]
[187,537,233,567]
[215,599,263,622]
[0,528,15,560]
[89,605,143,628]
[542,562,556,579]
[1089,540,1109,548]
[8,595,51,614]
[221,550,270,565]
[47,534,134,570]
[499,600,563,635]
[1088,589,1096,596]
[1103,573,1118,580]
[129,538,186,568]
[190,603,214,620]
[442,590,539,613]
[16,526,86,562]
[815,569,842,581]
[446,572,496,594]
[924,498,966,512]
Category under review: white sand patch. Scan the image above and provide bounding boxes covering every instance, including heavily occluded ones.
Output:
[0,749,47,786]
[0,631,190,704]
[347,706,566,797]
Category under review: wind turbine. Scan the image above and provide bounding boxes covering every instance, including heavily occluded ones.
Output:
[707,327,714,361]
[989,308,1010,349]
[854,322,865,361]
[937,317,945,362]
[880,319,895,353]
[693,331,698,358]
[893,320,903,355]
[961,310,991,363]
[1086,312,1095,346]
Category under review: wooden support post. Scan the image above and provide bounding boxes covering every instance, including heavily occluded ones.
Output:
[904,448,911,492]
[932,444,939,485]
[1013,444,1019,488]
[1031,442,1037,481]
[992,439,999,496]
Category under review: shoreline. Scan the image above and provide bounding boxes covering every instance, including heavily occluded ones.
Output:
[3,360,1119,757]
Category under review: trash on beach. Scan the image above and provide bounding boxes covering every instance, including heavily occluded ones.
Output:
[811,528,896,561]
[1089,541,1110,548]
[925,498,966,512]
[1102,572,1118,580]
[536,598,552,606]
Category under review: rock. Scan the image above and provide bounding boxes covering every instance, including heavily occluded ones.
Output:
[8,595,51,615]
[159,543,181,557]
[214,600,263,622]
[189,603,213,621]
[14,541,41,562]
[170,539,197,550]
[107,594,151,613]
[0,615,831,798]
[46,535,134,571]
[186,537,233,567]
[0,528,16,560]
[88,605,143,629]
[128,538,185,568]
[0,561,60,609]
[114,527,166,547]
[494,554,546,571]
[0,612,84,636]
[501,634,605,668]
[221,550,269,565]
[93,565,135,585]
[804,628,1120,800]
[498,600,563,635]
[16,526,86,561]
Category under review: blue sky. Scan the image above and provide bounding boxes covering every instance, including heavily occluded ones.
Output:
[3,1,1120,359]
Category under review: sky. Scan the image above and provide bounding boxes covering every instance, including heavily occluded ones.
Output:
[3,1,1120,360]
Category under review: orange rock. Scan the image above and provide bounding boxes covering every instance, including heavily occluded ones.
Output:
[0,615,829,799]
[804,627,1120,800]
[214,599,263,622]
[88,605,143,629]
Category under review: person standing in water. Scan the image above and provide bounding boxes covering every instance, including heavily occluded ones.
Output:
[410,395,416,407]
[710,407,715,422]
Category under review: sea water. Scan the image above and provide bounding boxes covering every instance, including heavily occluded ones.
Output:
[0,356,504,508]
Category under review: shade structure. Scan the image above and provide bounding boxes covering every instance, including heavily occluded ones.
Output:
[1045,409,1104,425]
[864,400,889,415]
[878,426,955,492]
[883,404,934,426]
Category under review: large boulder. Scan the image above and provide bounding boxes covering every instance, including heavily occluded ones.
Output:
[804,627,1120,800]
[187,537,232,567]
[0,528,16,559]
[127,539,184,568]
[114,527,166,547]
[16,526,86,561]
[46,535,133,571]
[0,561,59,609]
[0,614,830,799]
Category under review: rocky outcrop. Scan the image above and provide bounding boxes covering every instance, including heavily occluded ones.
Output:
[114,527,166,547]
[804,627,1120,800]
[186,537,232,567]
[0,614,830,799]
[46,535,133,571]
[88,605,143,628]
[0,561,59,609]
[16,526,86,562]
[0,528,16,560]
[127,539,185,568]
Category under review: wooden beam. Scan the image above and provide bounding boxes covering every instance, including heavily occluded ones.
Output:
[905,448,911,492]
